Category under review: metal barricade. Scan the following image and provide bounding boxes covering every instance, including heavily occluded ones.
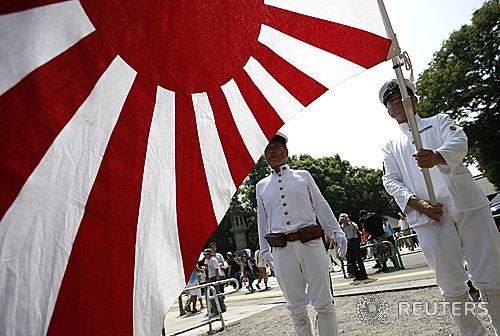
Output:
[168,278,239,336]
[339,240,401,277]
[394,233,423,269]
[360,240,401,269]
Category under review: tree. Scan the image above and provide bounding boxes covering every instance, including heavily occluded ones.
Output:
[240,154,399,225]
[239,156,269,214]
[417,0,500,187]
[289,154,398,218]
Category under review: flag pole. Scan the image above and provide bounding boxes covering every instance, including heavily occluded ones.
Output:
[377,0,437,205]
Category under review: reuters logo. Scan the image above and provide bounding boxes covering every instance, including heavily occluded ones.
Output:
[356,294,389,324]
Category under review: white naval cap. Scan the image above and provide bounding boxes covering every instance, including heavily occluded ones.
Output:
[379,78,416,106]
[268,131,288,148]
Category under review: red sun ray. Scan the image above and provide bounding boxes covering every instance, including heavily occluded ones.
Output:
[253,42,328,107]
[47,78,156,336]
[233,70,284,141]
[80,0,265,93]
[263,6,391,69]
[208,87,255,187]
[0,0,64,15]
[0,33,115,220]
[175,92,218,278]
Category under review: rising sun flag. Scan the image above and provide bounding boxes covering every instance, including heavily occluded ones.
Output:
[1,1,397,335]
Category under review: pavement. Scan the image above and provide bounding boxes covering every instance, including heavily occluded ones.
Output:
[164,247,436,336]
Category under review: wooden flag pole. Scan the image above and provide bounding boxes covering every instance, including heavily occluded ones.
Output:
[377,0,437,205]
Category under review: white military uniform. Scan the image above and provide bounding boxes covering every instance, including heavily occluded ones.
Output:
[257,163,346,336]
[383,113,500,336]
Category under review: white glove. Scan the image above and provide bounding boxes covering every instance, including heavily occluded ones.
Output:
[260,250,274,271]
[333,231,348,258]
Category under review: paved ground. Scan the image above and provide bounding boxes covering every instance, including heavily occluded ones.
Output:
[211,287,495,336]
[164,248,495,336]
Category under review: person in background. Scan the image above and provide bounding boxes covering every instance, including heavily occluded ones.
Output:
[398,212,414,250]
[203,248,226,314]
[380,78,500,335]
[226,252,242,289]
[339,213,367,281]
[359,210,390,273]
[254,248,270,290]
[209,242,227,279]
[196,253,206,309]
[382,217,398,267]
[242,252,256,293]
[184,265,204,313]
[358,220,369,261]
[382,217,395,246]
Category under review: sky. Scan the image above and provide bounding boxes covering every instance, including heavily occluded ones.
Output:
[280,0,486,172]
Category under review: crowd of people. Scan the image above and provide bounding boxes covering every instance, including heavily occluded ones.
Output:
[182,242,273,316]
[334,211,420,281]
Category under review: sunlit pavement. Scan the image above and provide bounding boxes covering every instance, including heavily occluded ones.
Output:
[164,247,435,335]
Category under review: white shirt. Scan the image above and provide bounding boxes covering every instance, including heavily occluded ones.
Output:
[205,256,220,279]
[382,114,488,228]
[256,164,343,258]
[341,221,359,239]
[214,252,227,271]
[398,218,410,231]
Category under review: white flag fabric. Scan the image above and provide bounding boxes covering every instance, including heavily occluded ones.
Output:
[0,1,393,335]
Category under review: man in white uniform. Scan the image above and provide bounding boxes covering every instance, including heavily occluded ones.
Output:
[380,78,500,336]
[256,132,348,336]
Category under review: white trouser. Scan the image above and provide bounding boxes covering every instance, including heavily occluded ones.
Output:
[414,206,500,335]
[443,292,485,336]
[481,289,500,336]
[273,238,338,336]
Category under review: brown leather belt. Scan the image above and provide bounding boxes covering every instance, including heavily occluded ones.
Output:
[284,231,301,242]
[265,225,324,247]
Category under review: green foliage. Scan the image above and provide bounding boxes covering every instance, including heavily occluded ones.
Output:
[239,156,270,215]
[417,0,500,187]
[240,154,398,225]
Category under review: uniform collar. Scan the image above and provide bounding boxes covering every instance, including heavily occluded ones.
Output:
[399,114,422,132]
[270,163,289,174]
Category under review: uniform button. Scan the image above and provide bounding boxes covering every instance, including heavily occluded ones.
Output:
[286,221,291,225]
[281,195,285,199]
[278,180,282,183]
[279,187,283,190]
[283,203,287,206]
[278,173,281,177]
[284,211,289,215]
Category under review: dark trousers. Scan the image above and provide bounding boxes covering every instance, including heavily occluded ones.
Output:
[229,271,242,289]
[245,270,255,289]
[347,238,367,279]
